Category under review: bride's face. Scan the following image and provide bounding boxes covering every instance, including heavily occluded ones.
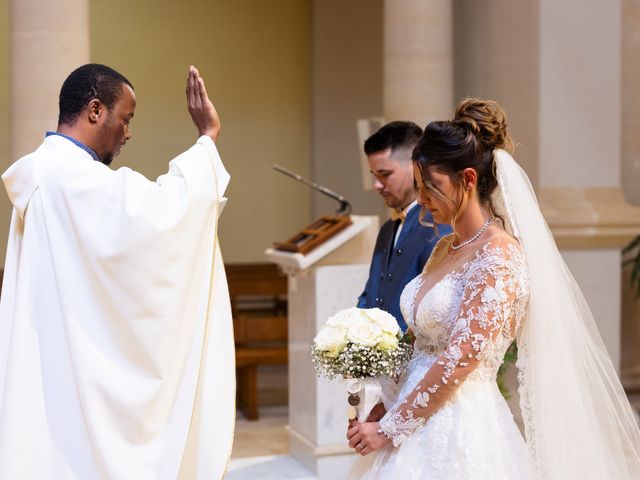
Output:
[414,163,458,224]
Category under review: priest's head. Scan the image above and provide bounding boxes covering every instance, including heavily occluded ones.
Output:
[57,64,136,166]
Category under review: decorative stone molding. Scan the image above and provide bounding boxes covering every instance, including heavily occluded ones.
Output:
[538,187,640,249]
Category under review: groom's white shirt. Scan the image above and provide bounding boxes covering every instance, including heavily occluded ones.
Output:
[0,134,235,479]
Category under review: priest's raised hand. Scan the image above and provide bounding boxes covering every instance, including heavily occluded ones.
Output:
[0,64,234,480]
[187,65,221,141]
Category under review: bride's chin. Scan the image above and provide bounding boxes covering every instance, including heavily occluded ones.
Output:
[432,212,447,225]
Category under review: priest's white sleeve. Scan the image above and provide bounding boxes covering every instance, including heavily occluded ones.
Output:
[164,135,230,205]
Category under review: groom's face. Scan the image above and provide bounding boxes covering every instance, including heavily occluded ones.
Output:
[367,147,416,210]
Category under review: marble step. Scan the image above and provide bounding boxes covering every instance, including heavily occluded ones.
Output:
[227,455,316,480]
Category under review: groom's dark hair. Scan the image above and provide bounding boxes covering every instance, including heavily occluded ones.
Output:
[58,63,134,126]
[364,121,423,157]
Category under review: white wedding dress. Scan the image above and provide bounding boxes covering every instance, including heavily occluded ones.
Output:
[350,149,640,479]
[350,236,535,479]
[351,149,640,480]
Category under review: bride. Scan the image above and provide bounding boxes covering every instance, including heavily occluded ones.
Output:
[347,98,640,479]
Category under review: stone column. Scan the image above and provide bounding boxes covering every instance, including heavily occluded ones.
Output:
[311,0,385,220]
[623,0,640,207]
[383,0,453,125]
[621,0,640,397]
[10,0,90,160]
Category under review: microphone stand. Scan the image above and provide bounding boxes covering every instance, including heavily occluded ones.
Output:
[273,164,352,216]
[272,164,353,254]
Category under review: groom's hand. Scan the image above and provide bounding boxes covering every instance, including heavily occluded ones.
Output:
[186,66,221,142]
[365,403,387,422]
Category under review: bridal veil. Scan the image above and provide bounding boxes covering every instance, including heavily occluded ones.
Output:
[493,149,640,478]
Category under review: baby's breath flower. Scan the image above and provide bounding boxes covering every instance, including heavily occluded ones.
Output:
[311,307,413,380]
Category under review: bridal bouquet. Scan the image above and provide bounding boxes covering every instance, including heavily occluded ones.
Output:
[311,307,412,422]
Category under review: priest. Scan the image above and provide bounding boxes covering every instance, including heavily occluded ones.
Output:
[0,64,234,479]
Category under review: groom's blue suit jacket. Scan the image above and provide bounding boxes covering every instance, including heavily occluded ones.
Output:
[357,206,450,331]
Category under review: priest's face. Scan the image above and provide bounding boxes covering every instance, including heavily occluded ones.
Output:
[96,84,136,165]
[367,147,416,210]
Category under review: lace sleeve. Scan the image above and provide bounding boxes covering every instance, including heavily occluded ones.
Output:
[378,241,528,447]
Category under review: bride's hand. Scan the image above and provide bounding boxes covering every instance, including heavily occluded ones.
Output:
[346,418,359,442]
[347,421,391,456]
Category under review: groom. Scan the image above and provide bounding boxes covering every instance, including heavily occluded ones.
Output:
[357,121,450,331]
[0,64,234,479]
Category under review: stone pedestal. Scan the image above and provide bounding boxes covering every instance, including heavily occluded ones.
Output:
[287,264,370,478]
[622,258,640,394]
[266,215,379,479]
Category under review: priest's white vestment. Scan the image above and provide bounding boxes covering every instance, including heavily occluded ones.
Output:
[0,134,235,479]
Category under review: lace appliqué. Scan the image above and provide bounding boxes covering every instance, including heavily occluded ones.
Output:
[378,410,425,447]
[380,242,528,447]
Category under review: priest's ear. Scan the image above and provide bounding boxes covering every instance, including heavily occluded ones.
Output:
[87,99,103,124]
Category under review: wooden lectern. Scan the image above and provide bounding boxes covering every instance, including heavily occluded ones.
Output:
[274,216,352,255]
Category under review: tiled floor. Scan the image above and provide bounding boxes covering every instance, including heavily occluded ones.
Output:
[227,455,316,480]
[231,405,289,459]
[232,366,290,460]
[228,374,316,479]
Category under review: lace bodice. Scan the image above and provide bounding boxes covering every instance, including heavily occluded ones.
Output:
[379,238,529,447]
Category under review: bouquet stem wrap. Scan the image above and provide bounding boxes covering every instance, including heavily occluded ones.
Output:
[345,377,396,422]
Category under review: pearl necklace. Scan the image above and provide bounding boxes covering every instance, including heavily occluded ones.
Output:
[450,218,492,251]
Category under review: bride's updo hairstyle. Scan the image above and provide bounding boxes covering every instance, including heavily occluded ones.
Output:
[412,98,513,229]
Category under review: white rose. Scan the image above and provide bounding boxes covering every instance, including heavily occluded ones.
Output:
[377,332,399,351]
[347,317,383,347]
[327,307,363,329]
[364,308,400,335]
[314,326,347,357]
